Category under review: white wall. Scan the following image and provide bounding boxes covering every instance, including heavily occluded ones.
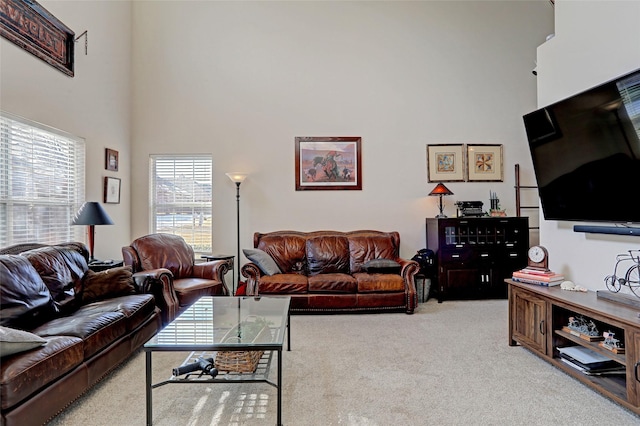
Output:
[130,1,553,265]
[0,0,132,261]
[536,0,640,291]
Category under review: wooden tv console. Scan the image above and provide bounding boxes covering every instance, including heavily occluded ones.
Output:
[508,279,640,415]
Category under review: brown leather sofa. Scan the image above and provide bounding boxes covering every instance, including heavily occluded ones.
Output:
[0,243,162,426]
[122,233,233,325]
[241,230,420,314]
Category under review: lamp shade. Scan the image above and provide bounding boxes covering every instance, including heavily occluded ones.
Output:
[225,172,248,184]
[72,202,114,226]
[429,183,454,196]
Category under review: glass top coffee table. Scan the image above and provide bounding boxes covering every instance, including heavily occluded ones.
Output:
[144,296,291,426]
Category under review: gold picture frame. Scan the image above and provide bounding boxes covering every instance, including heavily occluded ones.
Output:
[466,144,503,182]
[426,144,465,182]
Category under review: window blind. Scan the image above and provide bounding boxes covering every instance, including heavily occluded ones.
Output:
[0,111,85,246]
[150,155,213,253]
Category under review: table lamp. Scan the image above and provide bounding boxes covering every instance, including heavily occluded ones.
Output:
[72,201,114,263]
[429,183,454,218]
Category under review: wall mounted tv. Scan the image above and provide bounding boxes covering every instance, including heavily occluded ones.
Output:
[523,67,640,232]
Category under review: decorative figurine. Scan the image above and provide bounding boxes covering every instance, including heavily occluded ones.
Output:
[602,331,624,351]
[568,315,600,337]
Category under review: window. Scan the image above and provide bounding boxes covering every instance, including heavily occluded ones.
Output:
[0,111,85,247]
[150,155,212,253]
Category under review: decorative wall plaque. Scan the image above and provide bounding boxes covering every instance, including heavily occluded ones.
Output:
[0,0,75,76]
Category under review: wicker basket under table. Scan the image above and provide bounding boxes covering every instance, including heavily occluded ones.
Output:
[214,319,272,373]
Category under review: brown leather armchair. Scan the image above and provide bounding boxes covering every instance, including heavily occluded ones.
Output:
[122,233,232,325]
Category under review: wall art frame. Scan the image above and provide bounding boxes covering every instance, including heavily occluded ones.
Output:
[104,177,121,204]
[0,0,75,76]
[466,144,504,182]
[295,136,362,191]
[105,148,119,171]
[426,144,465,182]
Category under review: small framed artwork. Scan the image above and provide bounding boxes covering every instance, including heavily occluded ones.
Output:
[105,148,119,171]
[104,177,121,204]
[426,144,465,182]
[466,144,503,182]
[295,136,362,190]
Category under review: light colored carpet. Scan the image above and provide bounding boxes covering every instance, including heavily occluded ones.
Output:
[47,299,640,425]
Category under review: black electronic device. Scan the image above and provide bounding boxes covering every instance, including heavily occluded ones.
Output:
[455,201,485,217]
[522,67,640,225]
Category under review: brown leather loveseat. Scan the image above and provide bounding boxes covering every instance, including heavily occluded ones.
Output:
[0,243,161,426]
[242,230,419,314]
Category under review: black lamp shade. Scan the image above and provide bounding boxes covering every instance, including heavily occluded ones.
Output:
[72,202,114,225]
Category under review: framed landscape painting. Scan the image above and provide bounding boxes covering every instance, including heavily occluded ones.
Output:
[295,136,362,190]
[426,144,465,182]
[467,144,503,182]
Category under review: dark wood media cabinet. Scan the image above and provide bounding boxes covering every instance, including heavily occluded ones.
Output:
[508,279,640,415]
[426,217,529,302]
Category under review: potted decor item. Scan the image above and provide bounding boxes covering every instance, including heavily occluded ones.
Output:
[214,316,272,373]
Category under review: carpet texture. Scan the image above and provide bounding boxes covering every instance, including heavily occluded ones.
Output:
[47,299,640,425]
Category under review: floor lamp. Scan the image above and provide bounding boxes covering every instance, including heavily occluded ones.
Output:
[71,202,114,263]
[226,172,248,295]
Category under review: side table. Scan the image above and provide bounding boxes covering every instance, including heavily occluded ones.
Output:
[88,260,124,272]
[201,254,235,292]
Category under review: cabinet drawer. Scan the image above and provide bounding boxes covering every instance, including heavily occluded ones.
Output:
[440,249,474,263]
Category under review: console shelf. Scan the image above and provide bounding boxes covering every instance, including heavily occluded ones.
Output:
[508,279,640,415]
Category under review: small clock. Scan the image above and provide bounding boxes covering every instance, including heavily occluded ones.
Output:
[527,245,549,271]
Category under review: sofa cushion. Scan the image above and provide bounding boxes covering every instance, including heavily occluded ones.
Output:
[308,273,357,293]
[354,272,406,293]
[0,326,46,358]
[243,248,282,275]
[20,244,88,301]
[32,310,127,359]
[364,258,401,274]
[0,335,84,411]
[0,255,58,329]
[257,273,308,294]
[78,266,136,304]
[348,234,398,273]
[306,236,350,276]
[74,294,157,333]
[256,234,307,274]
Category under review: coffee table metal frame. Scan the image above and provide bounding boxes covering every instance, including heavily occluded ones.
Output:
[144,296,291,426]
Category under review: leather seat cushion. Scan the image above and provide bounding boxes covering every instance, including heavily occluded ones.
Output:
[354,272,405,293]
[31,311,127,359]
[258,274,308,294]
[0,335,83,410]
[308,273,357,293]
[74,294,157,333]
[173,278,224,307]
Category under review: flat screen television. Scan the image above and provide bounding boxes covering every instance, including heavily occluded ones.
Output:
[523,67,640,229]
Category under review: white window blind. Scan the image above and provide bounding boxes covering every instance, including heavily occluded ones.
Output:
[150,155,212,253]
[0,112,85,247]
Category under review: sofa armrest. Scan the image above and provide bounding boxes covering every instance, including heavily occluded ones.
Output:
[241,263,262,295]
[397,258,420,313]
[132,268,178,325]
[192,259,233,295]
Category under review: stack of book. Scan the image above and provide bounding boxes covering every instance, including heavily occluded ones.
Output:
[557,346,625,376]
[512,267,565,286]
